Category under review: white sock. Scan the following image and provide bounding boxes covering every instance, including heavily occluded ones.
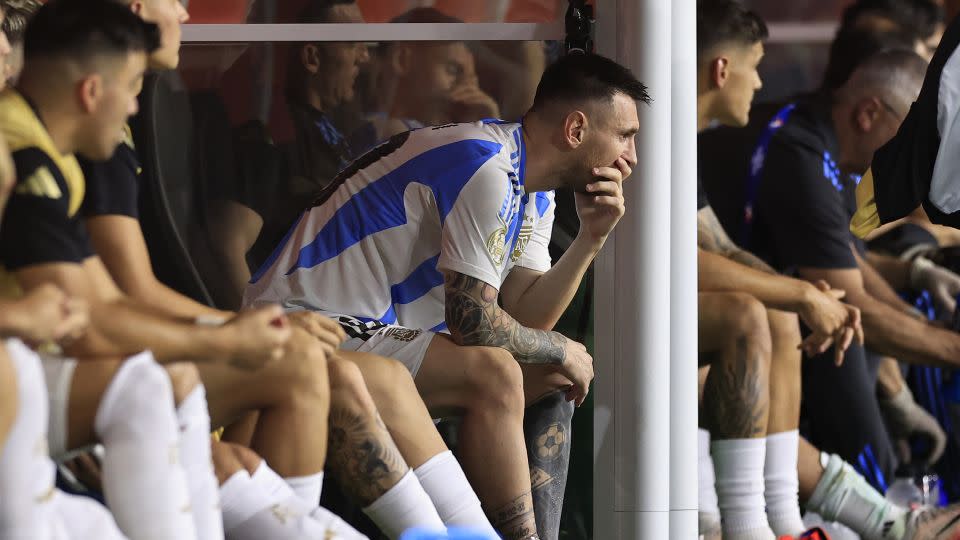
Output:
[806,453,906,540]
[711,438,775,540]
[362,470,446,540]
[221,463,367,540]
[698,429,721,536]
[95,352,197,540]
[414,450,498,536]
[0,340,58,539]
[177,385,224,540]
[284,470,324,506]
[52,488,127,540]
[764,430,805,537]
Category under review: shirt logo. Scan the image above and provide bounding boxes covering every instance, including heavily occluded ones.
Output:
[511,223,534,262]
[487,221,508,265]
[16,166,61,199]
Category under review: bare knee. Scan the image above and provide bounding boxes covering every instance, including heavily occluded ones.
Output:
[724,293,773,359]
[227,442,263,473]
[270,329,330,407]
[461,346,524,413]
[328,356,377,416]
[344,351,417,405]
[164,362,200,405]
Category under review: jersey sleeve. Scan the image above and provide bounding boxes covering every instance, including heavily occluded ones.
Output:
[515,190,554,272]
[0,148,94,270]
[758,138,858,270]
[78,142,140,218]
[437,160,514,288]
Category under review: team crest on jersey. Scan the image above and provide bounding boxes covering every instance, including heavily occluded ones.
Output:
[16,166,61,199]
[487,222,508,265]
[382,327,423,342]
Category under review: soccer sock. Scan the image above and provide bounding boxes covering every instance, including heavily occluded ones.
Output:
[284,470,324,506]
[95,352,197,540]
[524,391,573,540]
[698,429,722,537]
[414,450,499,536]
[764,430,805,537]
[806,453,906,540]
[362,470,446,539]
[0,340,58,539]
[711,438,775,540]
[220,462,367,540]
[176,385,224,540]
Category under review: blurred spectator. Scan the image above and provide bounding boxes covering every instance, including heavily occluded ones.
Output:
[204,0,370,307]
[353,8,500,149]
[841,0,945,59]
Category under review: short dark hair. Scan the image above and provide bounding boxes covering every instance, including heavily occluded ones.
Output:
[390,7,462,24]
[23,0,160,64]
[696,0,768,57]
[821,25,917,90]
[295,0,355,24]
[1,0,41,45]
[841,0,944,42]
[530,53,650,113]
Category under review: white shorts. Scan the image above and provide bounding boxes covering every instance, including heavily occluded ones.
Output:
[335,316,435,377]
[4,341,76,459]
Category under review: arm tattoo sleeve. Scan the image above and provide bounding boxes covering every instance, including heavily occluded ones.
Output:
[697,206,777,274]
[444,272,567,365]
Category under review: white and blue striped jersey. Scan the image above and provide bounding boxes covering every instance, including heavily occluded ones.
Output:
[243,120,556,333]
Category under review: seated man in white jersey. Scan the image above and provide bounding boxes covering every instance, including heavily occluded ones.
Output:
[246,52,647,540]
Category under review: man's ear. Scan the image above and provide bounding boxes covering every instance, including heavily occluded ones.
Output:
[391,45,412,75]
[562,110,588,149]
[77,74,103,115]
[710,56,730,89]
[301,44,321,75]
[128,0,146,16]
[855,97,883,133]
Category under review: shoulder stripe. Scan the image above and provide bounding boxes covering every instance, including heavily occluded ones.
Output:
[284,138,502,276]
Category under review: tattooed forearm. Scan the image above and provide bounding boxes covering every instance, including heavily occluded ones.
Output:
[444,272,566,365]
[491,491,541,540]
[702,337,767,439]
[326,406,408,505]
[698,206,776,274]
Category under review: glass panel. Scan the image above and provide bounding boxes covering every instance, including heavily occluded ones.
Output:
[756,42,830,103]
[185,0,569,24]
[162,40,561,308]
[743,0,844,23]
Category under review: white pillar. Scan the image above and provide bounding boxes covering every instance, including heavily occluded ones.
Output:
[670,0,700,537]
[593,0,673,538]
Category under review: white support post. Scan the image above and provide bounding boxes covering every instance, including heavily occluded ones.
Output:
[594,0,673,538]
[670,0,700,538]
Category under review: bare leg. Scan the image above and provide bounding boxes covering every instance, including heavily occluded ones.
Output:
[699,292,772,440]
[415,335,535,540]
[336,350,446,469]
[194,327,330,477]
[325,356,408,506]
[767,309,802,434]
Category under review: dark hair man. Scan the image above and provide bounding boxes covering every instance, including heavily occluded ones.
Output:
[246,52,648,540]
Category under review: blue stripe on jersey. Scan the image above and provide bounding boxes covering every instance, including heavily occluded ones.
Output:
[430,321,448,333]
[250,212,305,284]
[390,255,442,305]
[535,192,551,217]
[356,305,398,325]
[284,139,503,276]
